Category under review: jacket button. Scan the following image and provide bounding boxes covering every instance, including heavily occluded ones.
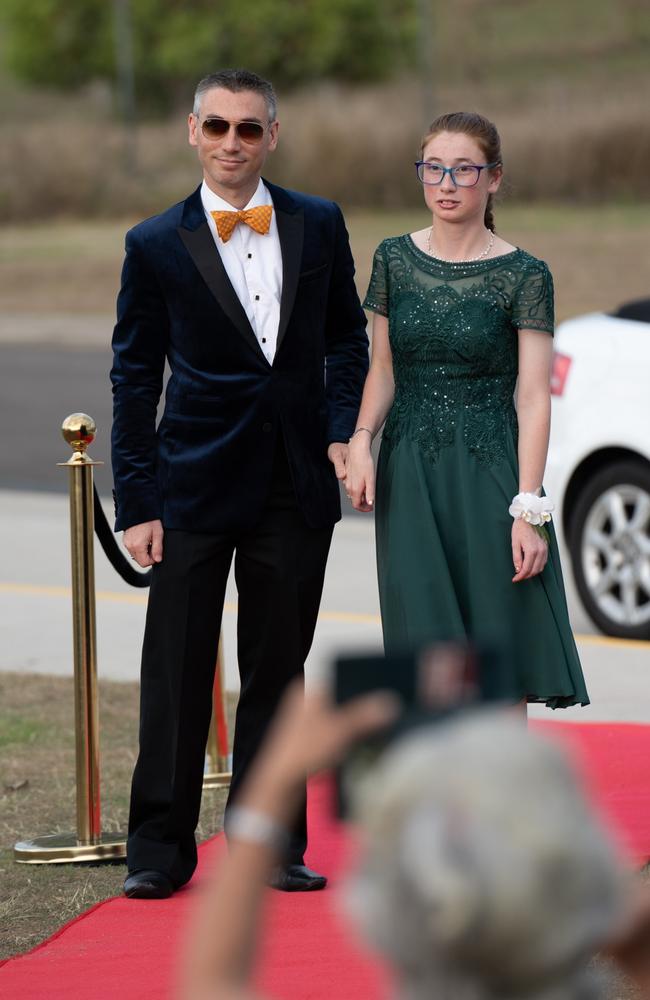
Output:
[262,421,272,433]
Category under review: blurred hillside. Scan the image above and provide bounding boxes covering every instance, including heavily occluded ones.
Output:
[1,0,649,218]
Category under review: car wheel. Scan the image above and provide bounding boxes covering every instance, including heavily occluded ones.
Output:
[569,460,650,640]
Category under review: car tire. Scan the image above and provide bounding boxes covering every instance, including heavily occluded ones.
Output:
[568,460,650,640]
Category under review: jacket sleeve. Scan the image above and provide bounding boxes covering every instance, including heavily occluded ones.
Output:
[110,227,169,531]
[324,205,369,445]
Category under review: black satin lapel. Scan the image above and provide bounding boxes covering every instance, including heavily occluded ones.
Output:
[177,223,266,362]
[276,204,304,352]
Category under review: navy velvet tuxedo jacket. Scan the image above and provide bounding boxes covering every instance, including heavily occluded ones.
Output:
[110,181,369,534]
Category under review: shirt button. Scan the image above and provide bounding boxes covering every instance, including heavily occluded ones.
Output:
[247,253,252,259]
[262,337,267,343]
[262,421,272,433]
[255,294,260,301]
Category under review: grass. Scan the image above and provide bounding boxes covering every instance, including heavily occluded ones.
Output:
[0,673,230,962]
[1,204,649,325]
[0,715,52,749]
[350,204,650,325]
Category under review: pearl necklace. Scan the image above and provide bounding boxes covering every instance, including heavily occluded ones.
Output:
[426,227,495,262]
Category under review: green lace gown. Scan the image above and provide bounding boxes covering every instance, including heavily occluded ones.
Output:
[364,236,588,708]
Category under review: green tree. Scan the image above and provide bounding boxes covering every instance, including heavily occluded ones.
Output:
[0,0,417,111]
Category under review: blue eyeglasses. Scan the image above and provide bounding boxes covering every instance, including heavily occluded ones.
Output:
[415,161,501,187]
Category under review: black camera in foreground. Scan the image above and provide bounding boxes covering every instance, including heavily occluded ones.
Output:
[333,641,521,817]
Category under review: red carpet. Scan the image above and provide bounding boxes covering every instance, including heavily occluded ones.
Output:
[529,721,650,866]
[2,721,649,1000]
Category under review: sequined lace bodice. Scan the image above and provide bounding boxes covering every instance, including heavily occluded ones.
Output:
[363,236,554,466]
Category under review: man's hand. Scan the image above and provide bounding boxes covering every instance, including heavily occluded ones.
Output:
[123,519,164,567]
[327,442,348,480]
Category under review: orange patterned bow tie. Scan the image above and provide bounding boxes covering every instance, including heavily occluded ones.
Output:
[211,205,273,243]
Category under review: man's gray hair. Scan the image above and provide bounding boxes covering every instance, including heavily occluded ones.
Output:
[345,710,627,1000]
[193,69,277,122]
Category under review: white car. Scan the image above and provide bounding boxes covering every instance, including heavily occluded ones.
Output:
[545,299,650,640]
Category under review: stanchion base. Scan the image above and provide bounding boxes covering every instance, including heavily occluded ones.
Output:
[203,771,232,789]
[14,832,127,864]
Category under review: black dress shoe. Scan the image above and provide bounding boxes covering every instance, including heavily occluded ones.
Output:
[123,869,174,899]
[268,864,328,892]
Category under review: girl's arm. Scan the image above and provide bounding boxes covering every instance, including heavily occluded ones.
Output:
[511,328,554,583]
[515,328,553,493]
[345,314,395,511]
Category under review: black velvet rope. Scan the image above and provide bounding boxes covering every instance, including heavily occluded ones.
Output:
[93,485,152,588]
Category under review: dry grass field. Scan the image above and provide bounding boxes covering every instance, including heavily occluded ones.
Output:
[2,69,650,221]
[2,1,649,220]
[1,204,649,331]
[349,205,650,326]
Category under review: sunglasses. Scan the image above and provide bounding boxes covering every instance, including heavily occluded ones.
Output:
[199,116,267,144]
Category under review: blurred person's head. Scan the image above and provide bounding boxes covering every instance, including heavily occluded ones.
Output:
[418,112,502,233]
[345,711,626,1000]
[188,69,279,205]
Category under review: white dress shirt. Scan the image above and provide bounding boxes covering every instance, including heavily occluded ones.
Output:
[201,179,282,365]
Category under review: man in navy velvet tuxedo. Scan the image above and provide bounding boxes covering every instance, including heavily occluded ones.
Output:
[111,69,368,899]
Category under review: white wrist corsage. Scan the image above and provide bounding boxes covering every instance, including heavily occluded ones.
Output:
[509,492,554,543]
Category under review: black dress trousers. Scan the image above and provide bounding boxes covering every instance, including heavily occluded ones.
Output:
[126,437,333,886]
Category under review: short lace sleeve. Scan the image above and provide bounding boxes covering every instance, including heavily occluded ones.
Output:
[511,259,555,335]
[363,241,389,316]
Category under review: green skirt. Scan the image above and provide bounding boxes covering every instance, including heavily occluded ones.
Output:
[375,433,589,709]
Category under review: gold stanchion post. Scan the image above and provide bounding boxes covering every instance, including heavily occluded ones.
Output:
[203,635,232,788]
[14,414,127,863]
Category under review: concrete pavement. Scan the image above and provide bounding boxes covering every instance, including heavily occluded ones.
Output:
[1,487,648,723]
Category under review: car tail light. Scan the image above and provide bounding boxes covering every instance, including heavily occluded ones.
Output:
[551,351,572,396]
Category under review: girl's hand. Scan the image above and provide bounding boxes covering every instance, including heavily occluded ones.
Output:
[511,518,548,583]
[344,438,375,512]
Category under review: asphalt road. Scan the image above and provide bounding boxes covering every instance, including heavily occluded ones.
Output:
[0,341,596,636]
[0,344,116,496]
[3,486,648,719]
[3,341,648,723]
[0,342,371,516]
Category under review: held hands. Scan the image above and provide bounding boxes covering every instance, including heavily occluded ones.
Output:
[327,442,349,480]
[343,435,375,512]
[511,517,548,583]
[123,519,164,567]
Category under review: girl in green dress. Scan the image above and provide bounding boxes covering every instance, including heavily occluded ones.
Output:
[345,112,588,709]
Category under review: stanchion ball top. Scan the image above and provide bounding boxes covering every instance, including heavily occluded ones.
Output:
[62,413,96,454]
